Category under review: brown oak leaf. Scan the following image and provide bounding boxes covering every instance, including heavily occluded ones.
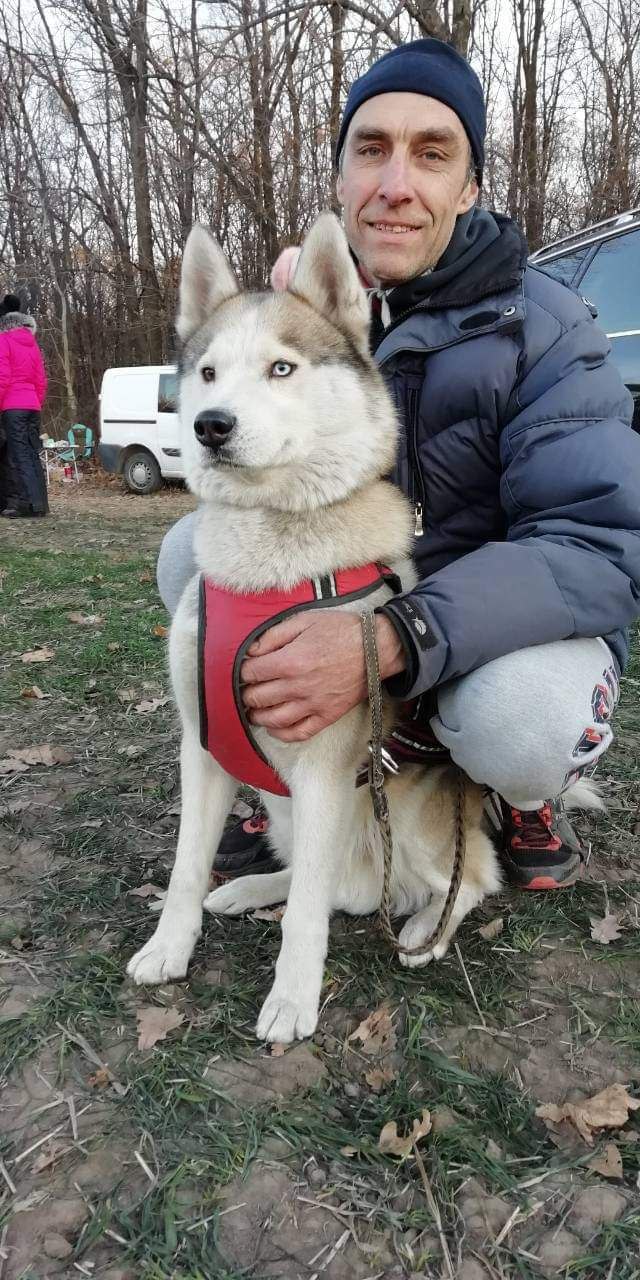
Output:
[378,1109,431,1158]
[136,1005,184,1050]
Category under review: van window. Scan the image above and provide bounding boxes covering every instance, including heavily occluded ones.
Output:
[536,246,592,287]
[158,372,178,413]
[578,229,640,334]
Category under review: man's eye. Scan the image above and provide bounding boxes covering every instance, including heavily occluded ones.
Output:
[270,361,295,378]
[201,366,216,382]
[359,146,383,158]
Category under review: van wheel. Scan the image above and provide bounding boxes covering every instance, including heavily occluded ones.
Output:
[123,450,162,495]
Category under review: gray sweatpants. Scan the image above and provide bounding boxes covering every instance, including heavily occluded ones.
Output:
[157,513,619,809]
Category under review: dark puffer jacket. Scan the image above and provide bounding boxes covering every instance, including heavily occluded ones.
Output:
[378,213,640,695]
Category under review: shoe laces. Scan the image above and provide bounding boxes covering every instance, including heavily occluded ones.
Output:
[510,803,561,850]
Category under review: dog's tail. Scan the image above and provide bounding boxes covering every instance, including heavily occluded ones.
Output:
[562,776,604,812]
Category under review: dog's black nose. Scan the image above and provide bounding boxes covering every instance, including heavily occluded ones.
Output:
[194,410,236,447]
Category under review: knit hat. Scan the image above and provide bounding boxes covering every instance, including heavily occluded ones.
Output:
[0,293,21,317]
[335,38,485,183]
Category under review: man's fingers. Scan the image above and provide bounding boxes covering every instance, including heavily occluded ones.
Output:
[242,679,296,710]
[249,701,309,730]
[268,715,325,742]
[241,644,306,686]
[246,615,310,658]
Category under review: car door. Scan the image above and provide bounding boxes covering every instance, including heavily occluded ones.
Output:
[574,228,640,431]
[157,369,183,473]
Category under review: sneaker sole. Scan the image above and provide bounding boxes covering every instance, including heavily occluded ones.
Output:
[518,865,583,891]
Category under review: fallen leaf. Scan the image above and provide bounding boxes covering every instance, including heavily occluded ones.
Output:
[136,1005,185,1050]
[21,647,54,664]
[0,567,6,590]
[478,916,504,941]
[0,745,72,774]
[349,1004,397,1055]
[134,697,171,714]
[590,914,623,944]
[139,570,153,583]
[252,906,285,922]
[68,612,103,626]
[536,1084,640,1146]
[119,744,144,757]
[340,1145,358,1158]
[0,757,29,775]
[79,819,103,829]
[152,624,168,638]
[87,1067,112,1089]
[378,1108,432,1158]
[107,642,120,652]
[148,892,167,912]
[117,687,137,704]
[588,1142,623,1179]
[127,883,165,899]
[270,1043,287,1057]
[365,1065,397,1093]
[32,1140,71,1173]
[10,936,23,950]
[20,685,46,700]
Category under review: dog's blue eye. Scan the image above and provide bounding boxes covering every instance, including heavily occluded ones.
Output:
[271,361,295,378]
[201,366,216,382]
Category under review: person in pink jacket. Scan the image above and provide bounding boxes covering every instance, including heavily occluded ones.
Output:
[0,293,48,518]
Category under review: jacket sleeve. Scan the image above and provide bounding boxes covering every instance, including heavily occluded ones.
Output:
[381,312,640,697]
[0,335,11,411]
[34,345,47,407]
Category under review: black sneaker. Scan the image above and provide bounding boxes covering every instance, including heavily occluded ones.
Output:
[212,804,280,882]
[500,799,583,890]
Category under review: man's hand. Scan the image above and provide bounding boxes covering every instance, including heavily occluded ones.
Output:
[240,611,405,742]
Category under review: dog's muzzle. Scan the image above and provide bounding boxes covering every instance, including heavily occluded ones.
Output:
[194,410,237,449]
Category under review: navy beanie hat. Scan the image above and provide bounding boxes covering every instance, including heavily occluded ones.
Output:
[336,38,485,183]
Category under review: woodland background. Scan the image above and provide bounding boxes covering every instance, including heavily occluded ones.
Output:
[0,0,638,428]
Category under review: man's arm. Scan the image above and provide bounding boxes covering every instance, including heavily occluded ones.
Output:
[380,304,640,699]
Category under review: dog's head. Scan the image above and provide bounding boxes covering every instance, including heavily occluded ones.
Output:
[176,213,398,510]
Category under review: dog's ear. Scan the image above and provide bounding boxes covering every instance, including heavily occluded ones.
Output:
[177,225,239,342]
[291,212,370,354]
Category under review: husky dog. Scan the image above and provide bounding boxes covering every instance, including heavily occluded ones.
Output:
[127,213,502,1042]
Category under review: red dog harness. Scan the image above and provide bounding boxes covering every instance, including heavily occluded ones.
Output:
[198,565,400,796]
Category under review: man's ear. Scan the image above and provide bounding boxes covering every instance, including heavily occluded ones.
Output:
[290,211,370,355]
[177,225,239,342]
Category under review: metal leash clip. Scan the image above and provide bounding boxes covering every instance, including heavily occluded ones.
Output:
[367,741,399,775]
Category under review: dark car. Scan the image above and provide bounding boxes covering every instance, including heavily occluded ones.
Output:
[530,207,640,431]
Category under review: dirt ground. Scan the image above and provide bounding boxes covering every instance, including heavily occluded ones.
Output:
[1,480,639,1279]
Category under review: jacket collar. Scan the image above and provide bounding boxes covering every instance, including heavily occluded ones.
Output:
[0,312,36,335]
[372,212,528,363]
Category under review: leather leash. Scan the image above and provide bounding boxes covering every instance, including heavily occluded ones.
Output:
[360,610,467,957]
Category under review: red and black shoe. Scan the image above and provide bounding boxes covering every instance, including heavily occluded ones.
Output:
[500,799,584,890]
[212,804,280,882]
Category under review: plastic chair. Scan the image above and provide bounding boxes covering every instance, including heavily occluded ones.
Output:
[59,424,94,461]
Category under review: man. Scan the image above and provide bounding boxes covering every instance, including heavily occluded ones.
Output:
[159,38,640,890]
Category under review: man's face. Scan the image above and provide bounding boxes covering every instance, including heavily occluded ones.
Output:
[336,92,479,287]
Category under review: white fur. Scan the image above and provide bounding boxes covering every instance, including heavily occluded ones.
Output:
[128,213,503,1040]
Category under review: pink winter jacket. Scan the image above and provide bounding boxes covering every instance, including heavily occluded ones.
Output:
[0,315,47,412]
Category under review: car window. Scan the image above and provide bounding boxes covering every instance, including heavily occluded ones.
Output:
[535,247,592,287]
[578,229,640,334]
[158,372,178,413]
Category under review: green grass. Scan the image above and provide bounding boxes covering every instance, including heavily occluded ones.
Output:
[1,526,639,1276]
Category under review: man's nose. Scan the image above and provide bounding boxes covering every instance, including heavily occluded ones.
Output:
[194,409,237,447]
[378,155,413,203]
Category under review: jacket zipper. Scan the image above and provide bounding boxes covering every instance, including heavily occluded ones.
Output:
[406,382,426,537]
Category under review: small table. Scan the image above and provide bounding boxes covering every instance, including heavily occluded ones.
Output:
[41,442,80,486]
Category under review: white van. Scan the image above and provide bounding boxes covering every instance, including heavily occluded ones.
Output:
[98,365,184,493]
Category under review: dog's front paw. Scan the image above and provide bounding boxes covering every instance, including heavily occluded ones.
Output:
[127,931,196,985]
[256,987,319,1043]
[397,907,450,969]
[204,876,272,916]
